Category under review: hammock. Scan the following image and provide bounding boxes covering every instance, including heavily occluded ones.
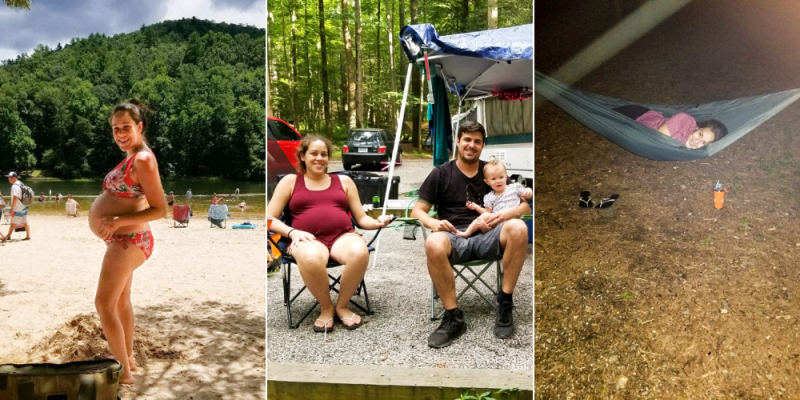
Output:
[535,71,800,161]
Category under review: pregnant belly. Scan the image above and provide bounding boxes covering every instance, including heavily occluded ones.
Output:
[88,192,148,238]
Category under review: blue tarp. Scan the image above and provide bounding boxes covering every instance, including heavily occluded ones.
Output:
[399,24,533,100]
[400,23,532,61]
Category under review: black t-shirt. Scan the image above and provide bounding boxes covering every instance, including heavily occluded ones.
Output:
[418,160,491,230]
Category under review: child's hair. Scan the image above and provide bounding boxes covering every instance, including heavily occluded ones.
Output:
[483,159,507,176]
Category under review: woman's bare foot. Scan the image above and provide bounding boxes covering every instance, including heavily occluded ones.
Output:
[335,307,362,327]
[119,371,136,385]
[314,307,335,329]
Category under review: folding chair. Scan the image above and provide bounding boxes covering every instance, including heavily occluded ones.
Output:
[173,204,190,228]
[66,202,79,217]
[208,204,229,228]
[1,207,9,225]
[396,214,532,320]
[267,213,388,329]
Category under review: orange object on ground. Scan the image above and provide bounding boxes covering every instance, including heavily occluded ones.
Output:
[714,190,726,209]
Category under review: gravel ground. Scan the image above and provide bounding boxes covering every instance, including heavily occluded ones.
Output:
[267,159,533,371]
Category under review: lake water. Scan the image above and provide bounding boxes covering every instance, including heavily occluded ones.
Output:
[3,179,266,220]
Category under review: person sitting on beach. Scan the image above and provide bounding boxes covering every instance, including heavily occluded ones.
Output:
[267,135,393,334]
[186,188,192,200]
[411,121,530,347]
[167,191,174,206]
[66,194,81,216]
[89,99,168,385]
[456,160,532,238]
[211,193,219,205]
[38,192,44,202]
[613,105,727,149]
[56,193,62,203]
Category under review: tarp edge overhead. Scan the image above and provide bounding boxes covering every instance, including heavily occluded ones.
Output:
[535,71,800,161]
[400,24,533,61]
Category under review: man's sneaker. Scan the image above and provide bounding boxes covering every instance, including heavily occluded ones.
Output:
[427,308,466,348]
[494,299,514,339]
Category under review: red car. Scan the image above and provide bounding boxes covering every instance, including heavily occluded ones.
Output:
[268,116,302,199]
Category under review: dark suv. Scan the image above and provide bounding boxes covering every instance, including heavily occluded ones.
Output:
[341,129,401,170]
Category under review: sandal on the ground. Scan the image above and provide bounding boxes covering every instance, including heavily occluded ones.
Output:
[578,191,594,208]
[596,194,620,209]
[313,318,334,337]
[336,312,363,331]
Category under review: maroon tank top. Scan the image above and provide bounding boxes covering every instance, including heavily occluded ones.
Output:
[289,174,354,249]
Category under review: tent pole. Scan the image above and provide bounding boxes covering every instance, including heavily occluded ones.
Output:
[452,104,461,160]
[369,62,414,270]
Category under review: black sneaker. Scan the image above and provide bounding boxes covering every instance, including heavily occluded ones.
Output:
[427,308,466,348]
[494,299,514,339]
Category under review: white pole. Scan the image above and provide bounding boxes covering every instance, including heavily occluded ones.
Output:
[370,62,414,269]
[452,104,461,160]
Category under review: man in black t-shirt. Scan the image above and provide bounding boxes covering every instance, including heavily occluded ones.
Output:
[412,121,530,348]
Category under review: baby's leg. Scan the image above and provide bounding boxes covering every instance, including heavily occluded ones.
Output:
[456,218,482,238]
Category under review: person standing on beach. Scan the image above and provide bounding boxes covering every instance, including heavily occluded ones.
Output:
[3,172,31,242]
[186,188,192,200]
[89,100,167,385]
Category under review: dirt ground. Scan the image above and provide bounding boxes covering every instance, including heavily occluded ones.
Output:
[535,1,800,398]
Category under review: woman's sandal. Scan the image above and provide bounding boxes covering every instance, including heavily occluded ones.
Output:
[336,312,363,331]
[578,191,594,208]
[313,318,334,338]
[596,194,620,209]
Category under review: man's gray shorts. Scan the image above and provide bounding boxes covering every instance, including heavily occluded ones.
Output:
[444,222,504,265]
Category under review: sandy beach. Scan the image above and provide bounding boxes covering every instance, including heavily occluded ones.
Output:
[0,214,265,399]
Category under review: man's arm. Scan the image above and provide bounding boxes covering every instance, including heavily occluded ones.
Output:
[480,198,531,229]
[10,196,18,217]
[410,198,457,233]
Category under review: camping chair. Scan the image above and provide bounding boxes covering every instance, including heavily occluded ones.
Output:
[397,207,532,320]
[66,202,79,217]
[173,204,190,228]
[267,211,390,329]
[208,204,229,228]
[1,207,9,225]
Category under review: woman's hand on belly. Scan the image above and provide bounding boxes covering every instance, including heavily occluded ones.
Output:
[97,215,121,240]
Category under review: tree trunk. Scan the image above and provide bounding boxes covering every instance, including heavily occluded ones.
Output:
[387,0,397,133]
[342,0,356,129]
[410,0,420,149]
[305,0,315,133]
[354,0,363,128]
[488,0,498,29]
[319,0,332,139]
[291,2,299,129]
[339,45,347,123]
[282,0,295,124]
[461,0,469,31]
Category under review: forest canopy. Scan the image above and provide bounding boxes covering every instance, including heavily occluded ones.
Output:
[267,0,532,146]
[0,18,266,180]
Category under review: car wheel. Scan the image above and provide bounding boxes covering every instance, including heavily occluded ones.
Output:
[343,163,352,171]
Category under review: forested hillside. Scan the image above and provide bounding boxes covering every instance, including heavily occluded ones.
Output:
[0,18,266,180]
[268,0,532,145]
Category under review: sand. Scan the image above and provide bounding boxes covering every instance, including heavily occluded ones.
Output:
[0,214,265,399]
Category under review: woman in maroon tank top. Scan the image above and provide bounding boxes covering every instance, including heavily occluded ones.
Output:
[268,135,393,333]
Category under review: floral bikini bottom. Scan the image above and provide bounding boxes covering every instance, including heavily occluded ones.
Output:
[104,230,154,260]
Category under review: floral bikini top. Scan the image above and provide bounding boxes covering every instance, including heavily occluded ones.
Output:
[103,150,151,199]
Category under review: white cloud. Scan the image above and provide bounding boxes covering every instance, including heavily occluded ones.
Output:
[165,0,265,29]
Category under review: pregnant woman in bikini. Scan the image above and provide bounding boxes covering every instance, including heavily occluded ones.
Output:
[89,100,167,384]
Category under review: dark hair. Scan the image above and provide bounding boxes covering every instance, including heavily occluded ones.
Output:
[698,119,728,142]
[457,121,487,142]
[109,99,152,140]
[295,135,334,173]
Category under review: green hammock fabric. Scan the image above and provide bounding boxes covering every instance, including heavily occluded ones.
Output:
[535,71,800,161]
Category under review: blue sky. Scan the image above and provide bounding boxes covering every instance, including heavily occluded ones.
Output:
[0,0,265,62]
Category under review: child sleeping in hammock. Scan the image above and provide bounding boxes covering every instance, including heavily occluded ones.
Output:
[456,160,532,238]
[613,105,728,149]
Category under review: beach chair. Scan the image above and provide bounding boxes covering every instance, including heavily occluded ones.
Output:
[173,204,191,228]
[397,199,532,320]
[66,201,79,217]
[208,204,229,228]
[1,207,9,225]
[267,211,390,329]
